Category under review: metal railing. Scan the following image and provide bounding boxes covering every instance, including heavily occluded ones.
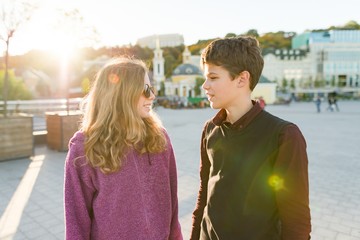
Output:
[0,98,83,131]
[0,98,83,116]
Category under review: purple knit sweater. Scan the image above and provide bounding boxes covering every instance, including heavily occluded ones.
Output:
[64,131,183,240]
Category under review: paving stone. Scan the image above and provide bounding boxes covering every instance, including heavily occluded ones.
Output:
[0,101,359,239]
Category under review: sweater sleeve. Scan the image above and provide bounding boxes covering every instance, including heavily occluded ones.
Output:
[165,132,183,240]
[64,132,96,240]
[190,124,211,240]
[274,124,312,240]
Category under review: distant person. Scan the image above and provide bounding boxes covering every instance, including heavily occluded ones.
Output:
[332,92,340,111]
[64,57,183,240]
[190,36,311,239]
[327,96,334,112]
[315,96,321,113]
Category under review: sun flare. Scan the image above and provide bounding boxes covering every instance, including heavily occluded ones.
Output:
[8,5,78,57]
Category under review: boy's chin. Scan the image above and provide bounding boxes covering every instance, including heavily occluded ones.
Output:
[210,103,220,109]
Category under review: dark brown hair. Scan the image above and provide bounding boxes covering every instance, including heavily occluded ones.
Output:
[201,36,264,90]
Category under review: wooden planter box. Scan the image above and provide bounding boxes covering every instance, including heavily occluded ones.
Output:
[46,111,82,152]
[0,115,34,161]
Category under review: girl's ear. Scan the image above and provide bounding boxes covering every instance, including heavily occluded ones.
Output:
[236,71,250,88]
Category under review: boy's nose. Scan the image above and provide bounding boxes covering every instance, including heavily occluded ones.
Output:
[202,80,209,90]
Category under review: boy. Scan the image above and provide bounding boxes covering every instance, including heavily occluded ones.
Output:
[190,36,311,239]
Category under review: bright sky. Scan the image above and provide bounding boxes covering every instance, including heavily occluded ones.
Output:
[1,0,359,56]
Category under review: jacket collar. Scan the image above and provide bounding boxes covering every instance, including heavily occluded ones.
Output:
[211,100,263,130]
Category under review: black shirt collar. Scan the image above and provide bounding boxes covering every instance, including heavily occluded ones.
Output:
[211,100,263,130]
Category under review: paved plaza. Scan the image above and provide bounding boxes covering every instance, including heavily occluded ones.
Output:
[0,100,360,240]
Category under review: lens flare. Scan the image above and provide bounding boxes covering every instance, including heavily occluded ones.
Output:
[268,175,285,191]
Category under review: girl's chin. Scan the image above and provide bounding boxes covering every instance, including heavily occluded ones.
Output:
[140,112,151,118]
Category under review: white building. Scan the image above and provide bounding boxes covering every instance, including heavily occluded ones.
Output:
[151,44,204,99]
[152,39,165,91]
[182,46,201,68]
[262,49,311,88]
[137,34,184,49]
[252,76,278,104]
[307,30,360,87]
[166,62,204,98]
[263,30,360,90]
[262,49,311,87]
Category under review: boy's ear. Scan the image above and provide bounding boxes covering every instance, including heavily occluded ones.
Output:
[236,71,250,88]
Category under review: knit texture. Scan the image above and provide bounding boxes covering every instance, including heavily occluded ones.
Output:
[64,131,183,240]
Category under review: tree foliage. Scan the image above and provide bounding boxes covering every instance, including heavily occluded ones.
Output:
[244,29,259,38]
[225,33,237,38]
[189,39,215,55]
[81,77,90,95]
[314,20,360,31]
[195,77,205,96]
[0,0,37,116]
[164,54,178,78]
[258,31,294,49]
[0,69,32,100]
[343,20,360,29]
[162,46,183,78]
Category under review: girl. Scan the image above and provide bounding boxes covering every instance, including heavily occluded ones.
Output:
[64,57,182,240]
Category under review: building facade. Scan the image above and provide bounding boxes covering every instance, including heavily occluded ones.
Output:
[251,76,277,104]
[262,30,360,91]
[308,30,360,88]
[262,49,311,89]
[136,34,184,49]
[152,39,165,92]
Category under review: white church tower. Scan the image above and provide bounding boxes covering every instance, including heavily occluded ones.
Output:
[152,38,165,92]
[182,46,191,64]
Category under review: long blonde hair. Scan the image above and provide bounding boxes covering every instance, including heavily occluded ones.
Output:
[80,57,167,174]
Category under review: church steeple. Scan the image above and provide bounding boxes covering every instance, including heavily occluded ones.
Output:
[183,46,191,64]
[152,37,165,91]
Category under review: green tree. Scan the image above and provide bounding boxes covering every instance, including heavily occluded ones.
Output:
[81,77,91,95]
[0,69,32,101]
[303,78,312,88]
[258,31,293,49]
[0,0,37,116]
[225,33,237,38]
[281,78,288,92]
[343,20,360,29]
[162,46,183,78]
[245,29,259,37]
[159,81,165,97]
[112,45,153,62]
[189,39,215,55]
[195,77,205,96]
[331,78,336,87]
[314,20,360,31]
[314,79,326,88]
[164,55,177,78]
[290,79,296,89]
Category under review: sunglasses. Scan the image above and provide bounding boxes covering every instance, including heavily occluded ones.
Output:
[143,84,155,98]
